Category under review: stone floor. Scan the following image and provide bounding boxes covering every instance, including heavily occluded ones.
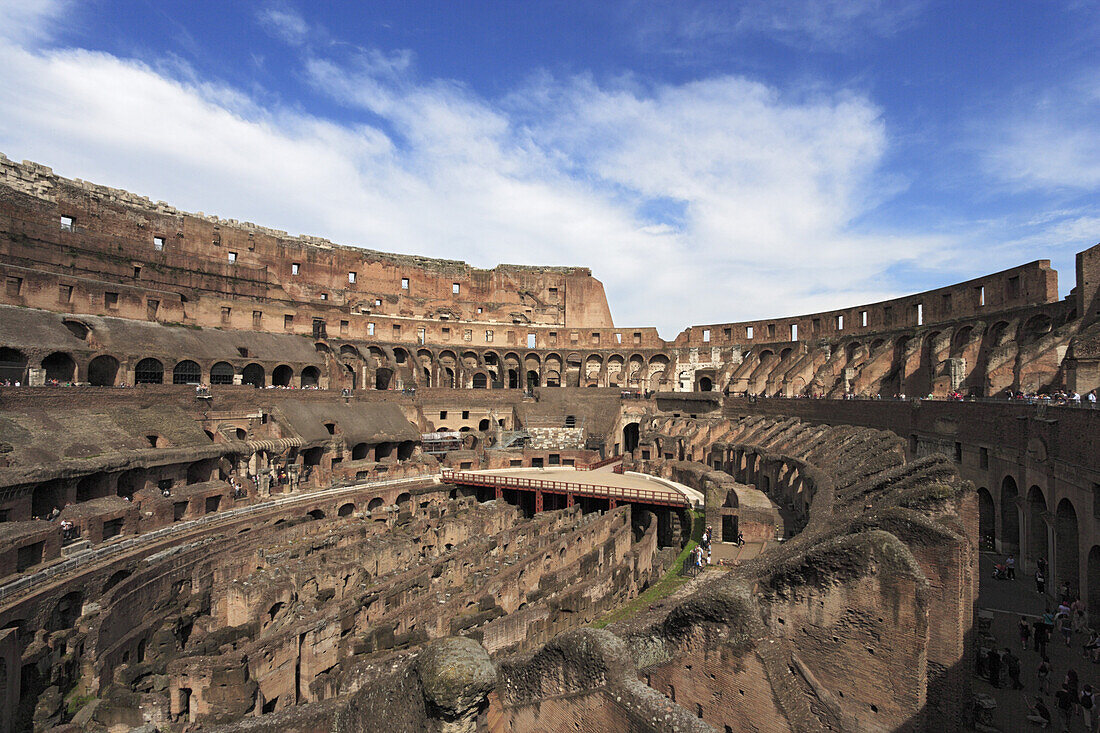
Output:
[977,552,1098,731]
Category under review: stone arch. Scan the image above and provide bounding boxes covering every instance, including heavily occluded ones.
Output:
[0,347,27,383]
[87,354,120,386]
[396,492,411,507]
[392,347,409,365]
[272,364,293,387]
[62,319,91,340]
[977,487,995,549]
[478,418,490,431]
[623,422,640,453]
[368,497,384,511]
[1027,485,1049,571]
[172,360,202,385]
[338,502,355,517]
[1023,313,1053,343]
[210,361,235,385]
[1056,498,1080,595]
[300,366,320,388]
[307,509,325,520]
[134,358,164,384]
[1089,546,1100,627]
[375,367,393,390]
[1000,475,1019,550]
[42,352,76,382]
[472,372,488,389]
[351,443,369,460]
[241,363,265,387]
[952,325,973,355]
[397,441,416,460]
[47,591,84,632]
[698,376,713,392]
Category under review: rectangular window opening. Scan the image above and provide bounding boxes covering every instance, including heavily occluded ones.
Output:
[228,251,237,263]
[916,303,924,326]
[367,322,376,336]
[401,277,409,290]
[153,236,165,251]
[746,326,754,339]
[452,283,460,294]
[60,215,73,231]
[348,271,357,283]
[284,314,294,329]
[104,291,119,308]
[702,329,711,343]
[291,262,300,275]
[527,333,536,348]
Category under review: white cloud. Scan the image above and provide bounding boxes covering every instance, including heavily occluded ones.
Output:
[982,75,1100,191]
[0,13,953,336]
[257,6,311,46]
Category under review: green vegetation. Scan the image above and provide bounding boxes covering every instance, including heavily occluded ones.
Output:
[64,684,94,717]
[593,509,706,629]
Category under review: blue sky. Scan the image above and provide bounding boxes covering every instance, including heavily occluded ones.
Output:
[0,1,1097,336]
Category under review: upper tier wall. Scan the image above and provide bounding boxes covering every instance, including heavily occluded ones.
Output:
[676,258,1066,347]
[0,154,615,330]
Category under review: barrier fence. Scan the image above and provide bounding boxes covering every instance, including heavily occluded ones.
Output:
[440,468,688,508]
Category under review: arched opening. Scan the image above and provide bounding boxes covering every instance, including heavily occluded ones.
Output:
[351,443,369,461]
[545,370,561,387]
[103,569,132,593]
[242,363,265,388]
[172,360,202,385]
[1088,546,1100,627]
[623,423,640,453]
[47,591,83,632]
[42,352,76,382]
[478,419,490,431]
[698,376,713,392]
[302,447,324,466]
[444,367,455,388]
[307,509,325,520]
[272,364,293,387]
[76,472,107,502]
[299,365,321,387]
[1001,476,1020,551]
[116,469,144,500]
[396,492,411,507]
[977,487,995,550]
[472,372,488,389]
[368,497,384,512]
[397,441,416,460]
[1027,485,1049,573]
[393,348,408,365]
[1056,498,1080,596]
[375,442,394,460]
[186,459,212,485]
[87,355,120,386]
[375,368,392,390]
[62,320,90,340]
[134,358,164,384]
[32,479,66,518]
[422,367,431,387]
[1023,313,1053,342]
[0,347,27,383]
[527,370,539,390]
[508,369,519,389]
[338,503,355,517]
[565,415,576,429]
[210,361,235,385]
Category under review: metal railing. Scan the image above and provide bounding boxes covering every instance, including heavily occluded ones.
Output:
[579,455,622,471]
[440,468,688,507]
[0,472,440,604]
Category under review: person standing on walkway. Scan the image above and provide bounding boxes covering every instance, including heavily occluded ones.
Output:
[1021,616,1033,649]
[1056,684,1076,732]
[1007,554,1016,580]
[1082,684,1096,732]
[1037,568,1047,595]
[1039,659,1052,695]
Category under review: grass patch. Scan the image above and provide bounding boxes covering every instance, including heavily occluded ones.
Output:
[65,684,94,717]
[593,510,705,629]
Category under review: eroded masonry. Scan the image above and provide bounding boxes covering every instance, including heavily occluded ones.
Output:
[0,154,1097,732]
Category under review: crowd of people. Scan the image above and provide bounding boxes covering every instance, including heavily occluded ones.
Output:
[985,555,1100,730]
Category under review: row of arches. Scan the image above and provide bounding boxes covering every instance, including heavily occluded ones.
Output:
[978,476,1100,617]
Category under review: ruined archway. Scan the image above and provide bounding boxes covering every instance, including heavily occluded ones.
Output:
[134,358,164,384]
[977,486,995,549]
[1056,498,1080,596]
[242,363,265,388]
[42,352,76,382]
[0,347,27,382]
[272,364,293,387]
[623,422,640,454]
[1027,485,1048,572]
[172,360,202,385]
[1000,475,1019,551]
[88,355,120,386]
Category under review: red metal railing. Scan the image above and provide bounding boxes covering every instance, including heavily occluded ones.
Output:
[440,468,688,507]
[579,455,622,471]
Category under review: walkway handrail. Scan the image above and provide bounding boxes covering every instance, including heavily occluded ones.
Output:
[440,468,688,507]
[0,471,441,605]
[579,455,622,471]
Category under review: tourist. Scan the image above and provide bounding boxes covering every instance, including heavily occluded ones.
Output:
[1007,554,1016,579]
[1089,390,1097,408]
[1083,685,1096,732]
[1061,581,1074,605]
[1056,684,1076,731]
[1027,696,1053,728]
[1037,568,1046,595]
[1021,616,1032,649]
[1083,631,1100,663]
[1073,597,1087,633]
[1039,659,1052,694]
